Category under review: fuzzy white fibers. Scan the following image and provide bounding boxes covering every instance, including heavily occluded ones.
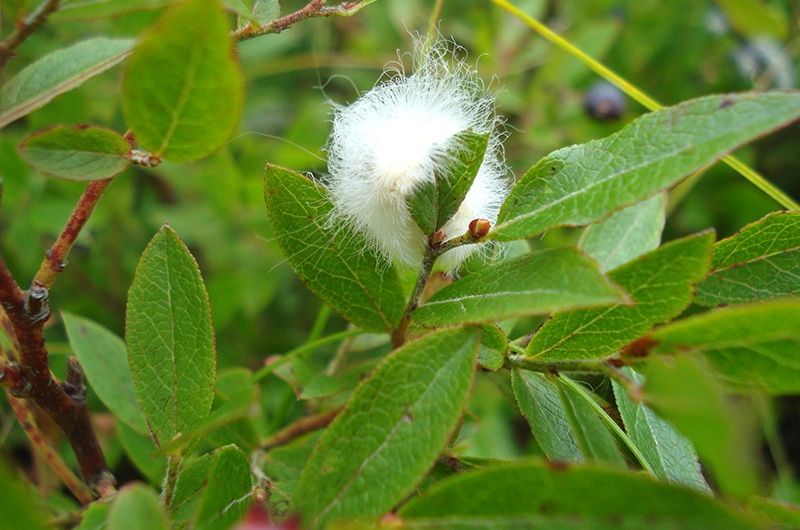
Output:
[325,39,510,272]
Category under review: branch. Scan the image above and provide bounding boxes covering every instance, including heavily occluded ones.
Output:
[0,0,62,72]
[0,257,114,497]
[34,178,113,290]
[261,407,342,450]
[232,0,377,42]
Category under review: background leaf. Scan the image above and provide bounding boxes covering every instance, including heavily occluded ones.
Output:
[63,312,148,436]
[122,0,243,162]
[193,446,253,530]
[126,225,217,447]
[406,130,489,235]
[19,125,130,181]
[612,367,709,492]
[398,461,759,529]
[641,356,759,498]
[493,92,800,241]
[526,231,714,360]
[0,37,135,129]
[413,247,627,326]
[264,164,405,333]
[578,193,666,272]
[650,298,800,394]
[512,370,582,463]
[695,211,800,306]
[108,483,169,530]
[291,326,480,529]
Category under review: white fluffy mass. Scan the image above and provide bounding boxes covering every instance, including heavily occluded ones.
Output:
[325,39,510,271]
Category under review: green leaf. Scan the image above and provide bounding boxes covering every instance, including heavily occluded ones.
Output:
[74,502,110,530]
[612,367,709,492]
[63,312,148,436]
[477,324,507,371]
[641,356,759,498]
[398,461,759,529]
[493,92,800,241]
[122,0,244,163]
[651,298,800,394]
[406,130,489,235]
[126,225,217,447]
[19,125,130,181]
[0,37,136,129]
[747,496,800,528]
[413,247,627,326]
[108,484,169,530]
[291,326,480,529]
[0,460,48,530]
[194,446,253,530]
[557,376,625,466]
[512,370,582,463]
[526,231,714,360]
[578,193,666,272]
[695,211,800,306]
[53,0,177,21]
[715,0,788,40]
[169,453,215,525]
[264,164,405,333]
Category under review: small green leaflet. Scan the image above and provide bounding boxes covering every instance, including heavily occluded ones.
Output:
[19,125,131,181]
[413,247,627,326]
[696,211,800,306]
[526,231,714,360]
[108,484,169,530]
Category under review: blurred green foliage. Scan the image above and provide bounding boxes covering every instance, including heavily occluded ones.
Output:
[1,0,799,509]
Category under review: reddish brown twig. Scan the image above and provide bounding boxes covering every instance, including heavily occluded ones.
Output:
[0,0,62,72]
[233,0,376,42]
[261,407,342,450]
[0,255,114,497]
[34,178,114,290]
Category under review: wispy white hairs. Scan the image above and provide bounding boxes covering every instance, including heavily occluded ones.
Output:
[325,38,510,272]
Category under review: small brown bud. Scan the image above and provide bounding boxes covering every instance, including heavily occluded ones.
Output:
[468,218,491,239]
[429,229,447,246]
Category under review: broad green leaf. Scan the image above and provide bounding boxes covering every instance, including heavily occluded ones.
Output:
[74,502,110,530]
[264,164,405,333]
[0,460,47,530]
[194,446,253,530]
[406,130,489,235]
[19,125,130,181]
[398,461,759,529]
[291,326,480,529]
[53,0,177,21]
[696,211,800,306]
[715,0,788,40]
[108,484,168,530]
[578,193,666,272]
[169,453,215,525]
[0,37,136,129]
[651,298,800,394]
[126,225,217,447]
[527,231,714,360]
[63,312,148,436]
[413,247,627,326]
[641,356,759,498]
[612,367,709,492]
[557,376,625,466]
[493,92,800,241]
[512,370,582,463]
[747,496,800,528]
[122,0,244,162]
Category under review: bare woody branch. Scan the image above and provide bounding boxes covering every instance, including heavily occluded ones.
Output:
[233,0,377,42]
[0,0,62,72]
